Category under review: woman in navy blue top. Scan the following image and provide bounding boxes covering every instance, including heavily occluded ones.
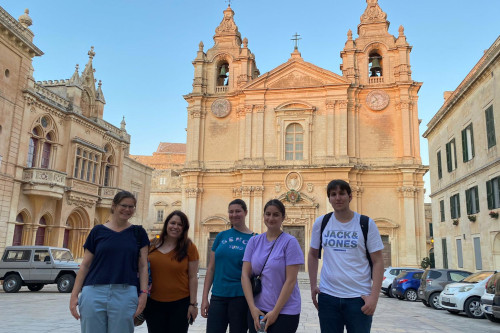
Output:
[69,191,150,333]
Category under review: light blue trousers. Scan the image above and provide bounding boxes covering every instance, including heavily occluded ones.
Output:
[79,284,137,333]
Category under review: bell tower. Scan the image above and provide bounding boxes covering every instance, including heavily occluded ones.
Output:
[190,5,259,96]
[340,0,413,86]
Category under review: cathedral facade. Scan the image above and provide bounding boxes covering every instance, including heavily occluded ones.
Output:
[0,7,152,258]
[182,0,428,270]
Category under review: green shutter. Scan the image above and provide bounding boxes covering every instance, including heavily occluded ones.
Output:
[457,194,461,217]
[452,139,457,169]
[462,128,467,162]
[466,189,471,215]
[470,125,475,158]
[440,200,445,222]
[486,106,496,148]
[487,180,493,210]
[450,196,455,219]
[437,151,442,179]
[474,186,480,213]
[446,142,452,172]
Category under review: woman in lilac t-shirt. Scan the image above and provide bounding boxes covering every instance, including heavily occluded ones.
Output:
[242,199,304,333]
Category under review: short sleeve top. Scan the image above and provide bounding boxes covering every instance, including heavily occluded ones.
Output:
[83,224,149,287]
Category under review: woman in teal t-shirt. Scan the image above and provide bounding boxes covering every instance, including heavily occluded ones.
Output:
[201,199,255,333]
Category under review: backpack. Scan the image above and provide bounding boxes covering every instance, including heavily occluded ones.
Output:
[317,212,373,276]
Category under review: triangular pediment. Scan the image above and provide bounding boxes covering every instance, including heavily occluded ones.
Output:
[244,59,350,90]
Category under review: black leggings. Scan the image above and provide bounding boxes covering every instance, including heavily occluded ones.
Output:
[206,295,249,333]
[247,310,300,333]
[144,296,190,333]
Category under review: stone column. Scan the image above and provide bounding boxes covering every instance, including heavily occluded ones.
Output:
[244,106,253,161]
[252,186,264,233]
[399,185,419,266]
[241,186,252,228]
[254,105,265,163]
[325,100,335,159]
[185,187,203,240]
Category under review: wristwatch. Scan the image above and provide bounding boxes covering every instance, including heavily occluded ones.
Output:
[189,302,198,307]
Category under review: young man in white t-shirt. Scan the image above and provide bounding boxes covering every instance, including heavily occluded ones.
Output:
[308,179,384,332]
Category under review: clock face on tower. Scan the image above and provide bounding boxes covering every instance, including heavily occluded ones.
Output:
[366,90,390,111]
[211,98,231,118]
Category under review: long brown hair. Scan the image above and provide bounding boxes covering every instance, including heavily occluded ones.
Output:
[151,210,191,262]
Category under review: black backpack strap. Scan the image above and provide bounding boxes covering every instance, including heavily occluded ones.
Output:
[318,212,333,259]
[360,215,373,278]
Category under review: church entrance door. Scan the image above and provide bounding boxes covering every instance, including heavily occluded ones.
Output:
[283,226,305,272]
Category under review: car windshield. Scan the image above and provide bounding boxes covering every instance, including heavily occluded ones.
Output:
[461,271,494,283]
[50,249,74,261]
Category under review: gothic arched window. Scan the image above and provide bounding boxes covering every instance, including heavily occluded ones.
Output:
[35,216,47,246]
[13,213,24,246]
[285,123,304,160]
[27,116,57,169]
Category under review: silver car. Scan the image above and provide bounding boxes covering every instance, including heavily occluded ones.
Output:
[0,246,79,293]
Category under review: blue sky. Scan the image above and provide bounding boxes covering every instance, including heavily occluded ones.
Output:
[2,0,500,200]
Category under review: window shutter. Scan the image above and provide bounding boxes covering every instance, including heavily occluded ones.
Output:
[450,196,455,219]
[470,125,475,158]
[487,180,493,210]
[440,200,445,222]
[446,142,452,172]
[486,106,496,148]
[461,129,467,162]
[466,189,471,215]
[474,186,479,213]
[452,139,458,169]
[437,151,442,179]
[457,194,461,217]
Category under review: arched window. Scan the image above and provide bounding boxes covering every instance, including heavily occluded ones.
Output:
[369,52,383,77]
[285,123,304,160]
[41,132,53,169]
[13,213,24,246]
[27,116,57,169]
[35,216,47,246]
[27,128,40,167]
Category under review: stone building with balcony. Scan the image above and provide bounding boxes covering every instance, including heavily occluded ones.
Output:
[130,142,186,235]
[182,1,428,270]
[0,7,152,259]
[423,36,500,271]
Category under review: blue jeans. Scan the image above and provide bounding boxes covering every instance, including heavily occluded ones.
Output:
[318,293,372,333]
[79,284,137,333]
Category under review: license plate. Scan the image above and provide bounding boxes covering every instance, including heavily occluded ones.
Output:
[442,297,450,303]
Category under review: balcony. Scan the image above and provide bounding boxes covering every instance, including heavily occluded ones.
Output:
[215,86,228,93]
[369,76,384,84]
[97,187,121,208]
[21,168,67,199]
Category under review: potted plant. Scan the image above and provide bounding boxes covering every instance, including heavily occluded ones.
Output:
[467,215,476,222]
[452,218,459,226]
[490,211,499,219]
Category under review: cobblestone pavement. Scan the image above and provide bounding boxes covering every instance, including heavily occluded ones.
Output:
[1,276,499,333]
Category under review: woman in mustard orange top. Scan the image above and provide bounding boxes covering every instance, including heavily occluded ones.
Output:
[144,210,199,332]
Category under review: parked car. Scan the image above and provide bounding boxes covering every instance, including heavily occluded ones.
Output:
[417,268,471,309]
[391,270,424,301]
[382,266,418,298]
[493,271,500,320]
[481,272,500,323]
[439,271,496,319]
[0,246,79,293]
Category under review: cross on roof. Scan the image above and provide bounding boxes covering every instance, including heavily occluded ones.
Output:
[225,0,233,6]
[291,32,302,50]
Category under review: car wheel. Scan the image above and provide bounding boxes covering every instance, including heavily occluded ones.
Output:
[422,300,431,307]
[57,274,75,293]
[404,289,418,301]
[485,313,500,323]
[387,285,394,298]
[2,274,22,293]
[429,292,442,310]
[447,310,460,314]
[464,297,484,319]
[27,283,44,292]
[396,295,404,300]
